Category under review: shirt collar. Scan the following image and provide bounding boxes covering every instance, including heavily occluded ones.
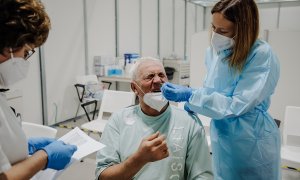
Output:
[137,105,171,124]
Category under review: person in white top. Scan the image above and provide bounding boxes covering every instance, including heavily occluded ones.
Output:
[0,0,77,179]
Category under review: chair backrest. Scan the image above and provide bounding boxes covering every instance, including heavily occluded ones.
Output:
[97,90,136,120]
[76,74,98,85]
[75,75,105,101]
[283,106,300,145]
[22,122,57,138]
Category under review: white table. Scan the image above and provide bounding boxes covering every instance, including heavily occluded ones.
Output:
[98,75,131,90]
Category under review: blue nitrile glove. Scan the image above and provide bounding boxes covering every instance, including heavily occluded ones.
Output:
[161,82,192,102]
[184,103,194,114]
[28,137,55,155]
[41,141,77,170]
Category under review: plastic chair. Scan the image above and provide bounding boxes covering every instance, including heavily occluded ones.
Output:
[74,75,112,122]
[22,122,57,138]
[281,106,300,170]
[81,90,136,135]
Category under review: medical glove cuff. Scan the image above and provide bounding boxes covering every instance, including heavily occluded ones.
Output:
[28,143,36,155]
[184,88,193,101]
[27,137,55,155]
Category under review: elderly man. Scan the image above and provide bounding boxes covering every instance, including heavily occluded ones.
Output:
[95,57,213,180]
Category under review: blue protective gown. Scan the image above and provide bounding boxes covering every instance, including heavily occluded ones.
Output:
[185,39,281,180]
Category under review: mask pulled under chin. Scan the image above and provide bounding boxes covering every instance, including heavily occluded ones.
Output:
[0,57,30,87]
[143,92,168,112]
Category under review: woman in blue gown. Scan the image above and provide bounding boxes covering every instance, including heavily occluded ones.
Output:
[161,0,281,179]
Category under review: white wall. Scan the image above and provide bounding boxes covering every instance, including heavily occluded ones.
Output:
[160,0,173,59]
[141,0,158,57]
[42,0,86,125]
[86,0,116,74]
[189,31,209,88]
[18,0,300,125]
[8,52,42,124]
[267,30,300,121]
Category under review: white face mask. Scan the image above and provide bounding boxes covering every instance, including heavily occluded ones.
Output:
[143,92,168,112]
[211,31,234,52]
[0,50,30,87]
[133,82,168,112]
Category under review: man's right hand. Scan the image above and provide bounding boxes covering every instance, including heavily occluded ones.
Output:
[136,132,169,164]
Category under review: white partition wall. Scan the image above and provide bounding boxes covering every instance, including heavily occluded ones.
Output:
[119,0,140,56]
[10,52,43,124]
[266,30,300,121]
[160,0,174,59]
[141,0,158,57]
[189,31,209,88]
[174,0,185,59]
[86,0,116,72]
[42,0,86,125]
[186,2,197,61]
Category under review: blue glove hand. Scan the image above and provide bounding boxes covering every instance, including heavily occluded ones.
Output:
[184,103,194,114]
[161,82,192,102]
[42,141,77,170]
[28,137,55,155]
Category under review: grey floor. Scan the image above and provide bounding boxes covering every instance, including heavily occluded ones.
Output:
[54,116,300,180]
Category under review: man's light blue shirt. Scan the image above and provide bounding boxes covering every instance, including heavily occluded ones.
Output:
[96,105,213,180]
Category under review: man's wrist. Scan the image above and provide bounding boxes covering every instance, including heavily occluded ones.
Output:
[35,150,49,170]
[126,151,147,169]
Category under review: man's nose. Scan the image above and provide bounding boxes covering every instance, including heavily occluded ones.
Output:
[153,74,162,82]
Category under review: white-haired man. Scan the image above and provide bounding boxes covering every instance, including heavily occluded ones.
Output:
[95,57,213,180]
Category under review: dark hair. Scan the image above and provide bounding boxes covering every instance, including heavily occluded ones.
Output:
[211,0,259,71]
[0,0,51,53]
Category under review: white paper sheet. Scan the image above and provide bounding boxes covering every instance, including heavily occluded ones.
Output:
[32,127,105,180]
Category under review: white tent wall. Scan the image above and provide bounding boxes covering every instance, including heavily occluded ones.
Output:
[141,0,159,57]
[42,0,86,125]
[266,30,300,121]
[159,0,174,59]
[17,0,300,125]
[9,51,43,124]
[86,0,116,75]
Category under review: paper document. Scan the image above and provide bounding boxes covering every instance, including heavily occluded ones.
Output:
[32,127,105,180]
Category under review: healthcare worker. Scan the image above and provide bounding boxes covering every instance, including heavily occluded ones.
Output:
[0,0,77,179]
[161,0,281,179]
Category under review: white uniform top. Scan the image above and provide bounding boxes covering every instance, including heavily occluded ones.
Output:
[0,92,28,173]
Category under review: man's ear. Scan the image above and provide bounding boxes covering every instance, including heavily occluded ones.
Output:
[131,82,138,95]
